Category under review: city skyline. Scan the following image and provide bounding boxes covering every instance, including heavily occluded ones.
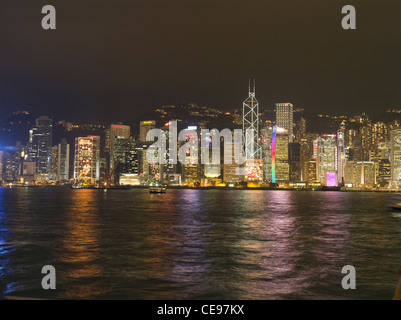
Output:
[3,1,401,304]
[1,94,401,190]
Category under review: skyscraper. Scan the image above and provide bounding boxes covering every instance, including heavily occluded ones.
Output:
[243,79,261,160]
[390,128,401,188]
[288,142,301,182]
[260,126,273,182]
[276,103,294,142]
[223,141,242,184]
[272,126,289,183]
[139,121,156,142]
[316,134,338,185]
[337,131,346,185]
[74,136,101,185]
[355,161,375,187]
[57,138,70,181]
[28,116,53,174]
[105,124,131,169]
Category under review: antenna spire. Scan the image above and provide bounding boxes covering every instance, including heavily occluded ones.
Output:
[248,78,256,95]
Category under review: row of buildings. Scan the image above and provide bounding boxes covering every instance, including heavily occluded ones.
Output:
[1,85,401,189]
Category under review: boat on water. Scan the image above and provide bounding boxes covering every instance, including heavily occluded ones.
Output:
[149,186,167,194]
[389,203,401,211]
[388,195,401,210]
[71,185,85,189]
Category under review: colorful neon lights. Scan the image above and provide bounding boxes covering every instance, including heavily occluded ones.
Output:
[272,126,276,183]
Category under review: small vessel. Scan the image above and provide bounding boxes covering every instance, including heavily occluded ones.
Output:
[149,186,167,194]
[388,195,401,210]
[389,203,401,211]
[71,184,85,189]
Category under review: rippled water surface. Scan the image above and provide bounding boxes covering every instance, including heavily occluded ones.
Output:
[1,187,401,299]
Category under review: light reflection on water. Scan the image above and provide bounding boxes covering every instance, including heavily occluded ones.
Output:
[0,187,400,300]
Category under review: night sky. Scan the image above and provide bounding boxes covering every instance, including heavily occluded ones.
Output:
[1,0,401,123]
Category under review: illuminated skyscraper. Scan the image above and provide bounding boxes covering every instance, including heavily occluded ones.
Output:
[57,138,70,181]
[288,142,301,182]
[74,136,101,185]
[139,120,156,142]
[182,127,201,185]
[0,146,23,182]
[243,80,261,160]
[390,128,401,188]
[223,133,243,184]
[272,126,289,183]
[105,124,131,170]
[377,158,391,187]
[276,103,294,142]
[355,161,375,187]
[260,126,273,182]
[337,131,346,185]
[112,136,134,184]
[202,131,221,182]
[316,135,337,185]
[372,121,389,148]
[360,114,372,161]
[307,159,317,183]
[105,124,130,151]
[344,161,357,186]
[28,116,53,174]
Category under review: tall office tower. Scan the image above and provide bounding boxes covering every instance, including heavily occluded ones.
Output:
[111,136,135,184]
[308,158,317,183]
[135,141,151,182]
[119,141,142,186]
[360,115,372,161]
[57,138,70,181]
[355,161,376,187]
[28,116,53,174]
[296,117,311,182]
[202,131,221,183]
[300,133,318,183]
[243,80,261,160]
[316,134,338,185]
[346,128,358,148]
[124,144,140,175]
[276,103,294,142]
[139,121,156,142]
[260,126,273,182]
[160,121,181,185]
[390,128,401,188]
[1,146,23,182]
[372,121,389,149]
[74,136,101,185]
[50,146,59,179]
[272,126,289,183]
[182,127,201,185]
[295,117,307,143]
[337,131,346,185]
[377,141,390,160]
[344,161,357,186]
[288,142,301,182]
[105,124,131,171]
[377,158,391,187]
[223,140,243,184]
[105,123,131,153]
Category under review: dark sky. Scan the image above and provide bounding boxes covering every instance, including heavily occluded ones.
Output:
[1,0,401,123]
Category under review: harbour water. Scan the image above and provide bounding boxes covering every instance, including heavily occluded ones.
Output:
[0,187,401,300]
